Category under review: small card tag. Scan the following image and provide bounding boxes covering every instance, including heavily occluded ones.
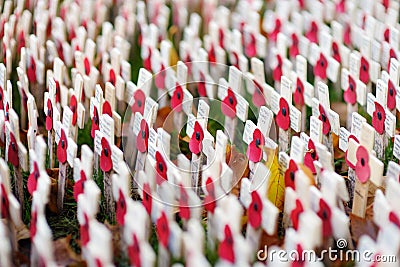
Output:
[339,127,350,151]
[290,136,305,163]
[310,116,323,143]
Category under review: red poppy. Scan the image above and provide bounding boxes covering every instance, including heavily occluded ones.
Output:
[171,83,184,112]
[332,42,341,63]
[290,33,299,58]
[27,162,40,195]
[276,98,290,130]
[304,139,318,174]
[218,28,225,49]
[27,56,37,83]
[46,99,53,131]
[17,31,25,53]
[131,89,146,115]
[389,211,400,228]
[221,88,237,118]
[208,44,216,65]
[22,90,28,112]
[290,199,304,230]
[7,132,19,167]
[73,170,87,201]
[70,95,78,126]
[269,18,281,42]
[91,106,100,138]
[230,51,240,70]
[55,80,61,103]
[387,79,396,110]
[294,78,304,106]
[84,57,91,75]
[57,129,68,164]
[285,159,298,189]
[30,210,37,240]
[155,63,166,89]
[155,151,168,185]
[143,47,152,71]
[198,72,207,97]
[142,183,152,215]
[218,225,235,263]
[344,75,357,105]
[388,49,397,71]
[292,244,306,267]
[246,129,265,163]
[128,234,141,267]
[314,53,328,80]
[317,198,332,237]
[102,100,113,117]
[383,0,389,10]
[109,69,116,86]
[336,0,345,13]
[345,135,359,169]
[355,145,370,183]
[136,119,149,153]
[344,24,351,46]
[319,104,331,135]
[273,54,283,82]
[298,0,305,9]
[248,190,263,229]
[100,137,113,172]
[80,213,90,247]
[253,79,266,107]
[179,186,190,220]
[372,102,386,135]
[116,190,127,225]
[0,184,9,219]
[189,121,204,155]
[204,177,216,213]
[305,21,318,44]
[384,28,390,43]
[0,86,4,110]
[156,211,170,248]
[359,56,370,84]
[245,33,256,58]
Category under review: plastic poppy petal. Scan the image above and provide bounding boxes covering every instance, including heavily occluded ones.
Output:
[156,212,170,248]
[102,101,113,117]
[293,78,304,106]
[276,98,290,130]
[116,190,127,225]
[100,137,113,172]
[344,76,357,105]
[372,102,386,135]
[387,80,396,110]
[218,225,235,263]
[57,130,68,164]
[155,151,168,185]
[70,95,78,126]
[245,34,257,58]
[319,105,331,135]
[46,99,53,131]
[285,159,298,189]
[132,89,146,115]
[273,55,282,82]
[252,80,266,107]
[355,146,370,183]
[155,64,166,89]
[136,119,149,153]
[314,53,328,80]
[248,191,263,229]
[27,163,40,195]
[221,89,237,118]
[171,84,184,112]
[142,183,152,215]
[359,57,370,84]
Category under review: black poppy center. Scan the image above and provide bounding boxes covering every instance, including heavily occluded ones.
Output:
[195,132,201,140]
[47,109,51,116]
[94,115,98,124]
[290,171,295,181]
[253,202,259,212]
[104,148,109,157]
[350,83,354,91]
[255,138,261,147]
[361,158,365,166]
[177,92,181,100]
[297,86,302,93]
[322,210,328,220]
[61,140,65,149]
[362,65,367,71]
[282,107,287,116]
[158,162,164,172]
[390,88,394,96]
[141,130,146,139]
[321,113,327,122]
[229,96,234,105]
[377,111,382,120]
[34,171,39,180]
[145,193,149,201]
[320,60,325,67]
[311,151,316,159]
[120,199,125,209]
[137,100,142,107]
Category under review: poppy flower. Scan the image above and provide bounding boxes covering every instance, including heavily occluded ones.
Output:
[56,40,65,62]
[292,244,306,267]
[155,63,166,89]
[384,29,390,43]
[246,129,265,163]
[372,102,386,135]
[8,132,19,167]
[332,42,341,63]
[84,57,91,76]
[17,31,25,53]
[57,130,68,164]
[319,104,331,135]
[290,199,304,230]
[171,83,184,112]
[198,72,207,97]
[73,170,87,202]
[55,80,61,103]
[252,79,266,107]
[100,137,113,172]
[383,0,389,10]
[293,78,304,106]
[108,69,116,86]
[30,210,37,240]
[27,162,40,195]
[245,33,256,58]
[208,44,216,65]
[46,99,53,131]
[155,151,168,185]
[298,0,305,9]
[80,213,90,247]
[345,135,359,169]
[248,190,263,229]
[70,95,78,126]
[27,56,37,83]
[230,51,240,70]
[305,21,318,44]
[359,56,369,84]
[179,186,190,220]
[116,190,127,225]
[285,159,298,189]
[218,28,225,49]
[344,24,351,46]
[269,18,281,42]
[91,106,100,138]
[143,47,152,71]
[276,98,290,130]
[102,100,113,117]
[142,183,152,215]
[273,54,283,82]
[344,75,357,105]
[22,90,28,112]
[0,86,4,111]
[314,53,328,80]
[290,33,299,58]
[0,184,9,219]
[336,0,345,13]
[136,119,149,153]
[184,54,192,75]
[317,199,332,237]
[204,177,216,213]
[218,225,235,263]
[389,211,400,228]
[131,89,146,116]
[388,49,397,71]
[128,234,141,267]
[355,145,370,183]
[189,122,204,155]
[304,139,318,174]
[387,79,396,110]
[156,211,170,248]
[221,88,237,118]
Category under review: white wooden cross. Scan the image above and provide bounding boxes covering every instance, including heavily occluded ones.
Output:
[228,29,248,72]
[192,48,215,99]
[270,33,292,90]
[27,136,47,196]
[112,162,132,226]
[44,77,60,168]
[245,57,271,109]
[140,23,158,72]
[15,66,31,130]
[242,11,267,59]
[85,220,113,267]
[72,145,94,202]
[204,18,227,80]
[64,73,85,142]
[217,66,248,142]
